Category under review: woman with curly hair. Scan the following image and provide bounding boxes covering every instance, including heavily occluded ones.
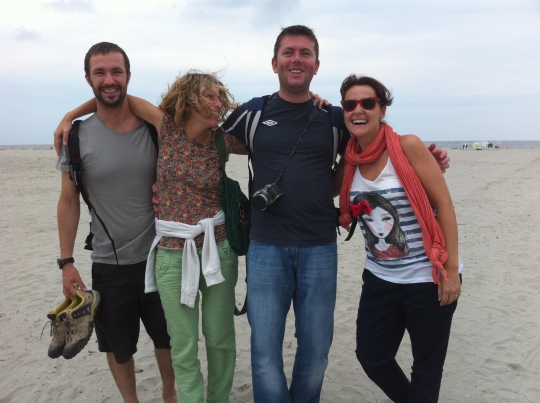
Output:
[130,71,244,402]
[338,75,462,403]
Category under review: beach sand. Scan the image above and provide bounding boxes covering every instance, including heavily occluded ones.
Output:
[1,147,539,402]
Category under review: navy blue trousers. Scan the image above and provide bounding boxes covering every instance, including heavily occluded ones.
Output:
[356,270,459,403]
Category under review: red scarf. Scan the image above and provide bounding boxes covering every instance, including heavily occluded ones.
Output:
[339,123,448,283]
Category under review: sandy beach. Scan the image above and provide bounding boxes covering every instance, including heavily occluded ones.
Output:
[1,147,539,403]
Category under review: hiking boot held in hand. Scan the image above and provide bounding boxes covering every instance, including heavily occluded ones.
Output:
[47,296,80,359]
[62,287,100,359]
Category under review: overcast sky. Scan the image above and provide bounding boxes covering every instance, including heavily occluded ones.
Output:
[1,0,539,145]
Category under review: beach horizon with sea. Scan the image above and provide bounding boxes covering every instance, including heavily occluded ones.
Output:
[2,140,540,150]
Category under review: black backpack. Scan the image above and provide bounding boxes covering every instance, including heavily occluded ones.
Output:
[67,119,158,264]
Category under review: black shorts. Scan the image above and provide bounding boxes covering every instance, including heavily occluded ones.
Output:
[92,260,170,364]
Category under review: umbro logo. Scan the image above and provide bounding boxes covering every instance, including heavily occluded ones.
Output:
[262,120,278,126]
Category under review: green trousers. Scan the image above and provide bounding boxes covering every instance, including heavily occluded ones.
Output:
[155,240,238,403]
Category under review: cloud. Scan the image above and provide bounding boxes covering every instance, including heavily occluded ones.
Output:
[14,26,41,41]
[44,0,94,13]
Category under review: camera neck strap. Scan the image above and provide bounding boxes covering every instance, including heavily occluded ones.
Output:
[273,106,319,185]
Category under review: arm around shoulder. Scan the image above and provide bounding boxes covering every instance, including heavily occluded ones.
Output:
[126,95,165,135]
[230,137,248,155]
[54,99,98,155]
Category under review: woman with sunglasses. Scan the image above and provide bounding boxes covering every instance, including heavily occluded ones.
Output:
[338,75,462,403]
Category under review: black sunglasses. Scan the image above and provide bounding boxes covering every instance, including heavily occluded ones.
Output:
[341,97,381,112]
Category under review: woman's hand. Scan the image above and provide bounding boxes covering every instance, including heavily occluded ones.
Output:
[54,117,74,155]
[438,271,461,306]
[53,98,98,155]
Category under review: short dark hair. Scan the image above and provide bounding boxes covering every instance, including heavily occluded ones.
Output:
[340,75,393,107]
[273,25,319,61]
[84,42,130,76]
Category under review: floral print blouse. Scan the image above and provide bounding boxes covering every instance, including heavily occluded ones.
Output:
[157,114,235,249]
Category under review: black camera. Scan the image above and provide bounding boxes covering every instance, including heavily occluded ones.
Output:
[252,183,283,211]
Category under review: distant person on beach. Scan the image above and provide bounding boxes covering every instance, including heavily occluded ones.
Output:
[220,25,450,402]
[54,42,176,403]
[338,75,462,403]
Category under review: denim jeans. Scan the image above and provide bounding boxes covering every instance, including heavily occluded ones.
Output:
[247,241,338,403]
[356,269,459,403]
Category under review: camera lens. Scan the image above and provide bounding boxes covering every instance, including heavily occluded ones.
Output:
[252,192,270,210]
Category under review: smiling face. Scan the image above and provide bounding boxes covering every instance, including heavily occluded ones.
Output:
[272,35,320,101]
[85,52,129,108]
[186,87,223,130]
[343,85,386,147]
[362,206,395,240]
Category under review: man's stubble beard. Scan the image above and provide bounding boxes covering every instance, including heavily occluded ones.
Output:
[90,81,127,108]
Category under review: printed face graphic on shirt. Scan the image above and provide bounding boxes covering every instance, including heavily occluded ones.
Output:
[362,207,395,240]
[353,192,410,259]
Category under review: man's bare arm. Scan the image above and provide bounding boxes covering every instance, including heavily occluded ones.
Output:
[58,171,87,298]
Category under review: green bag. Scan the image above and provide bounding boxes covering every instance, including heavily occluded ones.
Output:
[215,132,249,316]
[215,132,251,257]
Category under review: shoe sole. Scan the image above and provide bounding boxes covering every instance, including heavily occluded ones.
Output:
[48,343,65,359]
[63,290,101,360]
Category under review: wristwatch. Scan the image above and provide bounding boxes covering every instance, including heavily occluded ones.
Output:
[57,257,75,269]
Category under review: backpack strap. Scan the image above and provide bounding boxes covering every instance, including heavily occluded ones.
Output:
[67,120,119,265]
[67,120,83,193]
[328,105,345,169]
[244,95,269,154]
[144,121,159,150]
[344,218,358,241]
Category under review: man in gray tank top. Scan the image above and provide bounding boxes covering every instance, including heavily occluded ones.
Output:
[55,42,176,402]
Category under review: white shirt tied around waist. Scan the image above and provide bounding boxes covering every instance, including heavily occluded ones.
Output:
[145,211,226,308]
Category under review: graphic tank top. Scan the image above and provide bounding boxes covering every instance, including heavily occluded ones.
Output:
[350,158,436,284]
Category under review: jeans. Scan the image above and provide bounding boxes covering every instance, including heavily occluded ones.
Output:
[247,241,338,403]
[356,269,459,403]
[155,241,238,403]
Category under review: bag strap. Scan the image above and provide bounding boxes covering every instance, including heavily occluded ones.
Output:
[68,119,119,264]
[214,131,227,185]
[145,121,159,150]
[344,217,358,241]
[328,105,345,170]
[244,95,269,154]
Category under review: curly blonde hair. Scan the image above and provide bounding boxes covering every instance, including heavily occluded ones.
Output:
[159,70,236,130]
